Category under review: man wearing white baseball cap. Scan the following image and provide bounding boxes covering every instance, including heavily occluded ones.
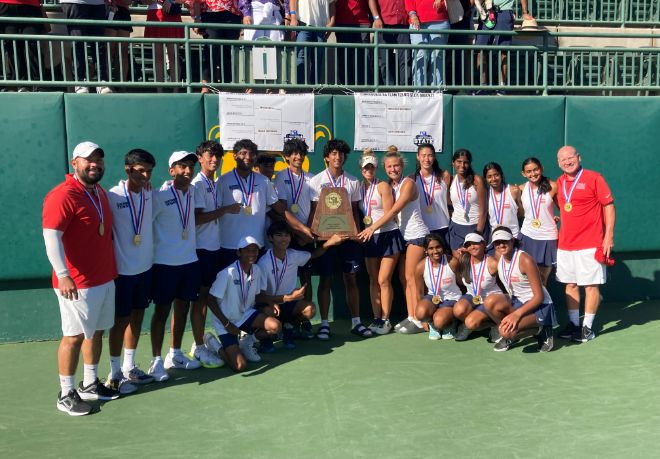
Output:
[148,151,203,382]
[205,235,282,371]
[43,141,120,415]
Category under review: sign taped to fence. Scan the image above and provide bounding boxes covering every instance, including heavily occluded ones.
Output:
[353,92,443,152]
[219,94,315,151]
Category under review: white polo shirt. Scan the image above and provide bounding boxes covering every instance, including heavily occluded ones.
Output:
[219,169,279,249]
[309,169,362,203]
[273,168,313,225]
[152,181,198,266]
[192,171,222,251]
[107,180,153,276]
[256,248,312,296]
[210,262,267,332]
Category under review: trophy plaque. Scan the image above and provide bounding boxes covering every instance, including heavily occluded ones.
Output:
[311,187,358,239]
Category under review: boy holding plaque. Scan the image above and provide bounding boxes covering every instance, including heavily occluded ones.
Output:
[106,149,157,392]
[308,139,371,340]
[148,151,202,382]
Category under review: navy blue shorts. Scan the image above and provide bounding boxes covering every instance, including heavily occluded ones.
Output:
[423,294,456,309]
[448,221,477,251]
[197,248,223,287]
[520,235,557,268]
[364,229,405,258]
[277,300,298,323]
[405,236,426,247]
[475,10,514,46]
[290,239,314,272]
[218,247,239,271]
[218,309,260,348]
[315,240,362,276]
[151,261,201,305]
[511,296,557,327]
[460,293,487,314]
[114,269,152,317]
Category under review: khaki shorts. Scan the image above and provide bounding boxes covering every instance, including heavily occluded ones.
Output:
[55,280,115,339]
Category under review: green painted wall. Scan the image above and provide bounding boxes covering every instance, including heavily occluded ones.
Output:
[1,93,658,343]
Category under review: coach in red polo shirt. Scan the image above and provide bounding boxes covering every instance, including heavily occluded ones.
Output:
[555,145,615,344]
[43,141,119,416]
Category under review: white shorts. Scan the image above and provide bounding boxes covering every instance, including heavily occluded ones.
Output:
[55,280,115,339]
[556,248,607,286]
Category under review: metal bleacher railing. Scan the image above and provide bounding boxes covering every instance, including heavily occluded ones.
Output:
[1,18,659,95]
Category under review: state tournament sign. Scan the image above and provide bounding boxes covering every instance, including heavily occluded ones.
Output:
[219,93,315,152]
[353,92,443,152]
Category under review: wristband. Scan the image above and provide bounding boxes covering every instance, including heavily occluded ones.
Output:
[289,10,297,15]
[373,15,380,20]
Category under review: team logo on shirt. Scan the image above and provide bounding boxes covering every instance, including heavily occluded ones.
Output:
[284,130,306,143]
[116,202,130,209]
[164,198,177,206]
[414,131,434,146]
[233,279,241,285]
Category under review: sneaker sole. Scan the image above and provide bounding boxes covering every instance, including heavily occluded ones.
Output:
[150,373,170,383]
[199,360,224,369]
[57,402,91,416]
[77,391,120,402]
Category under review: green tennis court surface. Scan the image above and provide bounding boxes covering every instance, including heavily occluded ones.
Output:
[1,300,659,458]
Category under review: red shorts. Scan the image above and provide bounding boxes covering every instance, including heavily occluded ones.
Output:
[144,9,184,39]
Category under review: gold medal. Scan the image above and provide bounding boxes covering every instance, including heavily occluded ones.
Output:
[290,203,299,214]
[432,295,441,305]
[426,205,433,214]
[472,295,482,305]
[531,218,541,229]
[564,202,572,212]
[363,215,373,226]
[244,206,252,215]
[182,229,188,240]
[98,223,104,236]
[133,234,141,246]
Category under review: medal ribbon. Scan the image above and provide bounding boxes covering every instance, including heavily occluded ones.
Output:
[498,249,520,294]
[420,174,437,208]
[235,261,252,308]
[122,181,144,236]
[201,173,218,209]
[325,168,344,188]
[287,169,304,206]
[427,255,446,298]
[170,185,191,232]
[470,257,487,298]
[455,178,468,212]
[81,184,104,227]
[269,250,288,293]
[527,183,543,222]
[489,185,506,225]
[562,167,584,206]
[233,169,254,208]
[362,179,378,217]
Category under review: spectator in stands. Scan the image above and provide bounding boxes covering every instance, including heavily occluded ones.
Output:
[60,0,112,93]
[240,0,286,41]
[105,0,134,87]
[369,0,411,87]
[143,0,187,91]
[474,0,533,93]
[191,0,243,93]
[288,0,335,86]
[406,0,451,90]
[0,0,47,91]
[334,0,372,87]
[446,0,474,89]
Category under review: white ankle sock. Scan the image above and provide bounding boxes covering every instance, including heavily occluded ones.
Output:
[568,309,580,326]
[123,348,136,371]
[351,317,361,328]
[83,364,98,386]
[410,318,423,328]
[59,374,75,395]
[109,356,121,376]
[583,313,596,329]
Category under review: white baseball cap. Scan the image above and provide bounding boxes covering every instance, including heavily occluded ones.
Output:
[463,233,485,246]
[360,155,378,168]
[491,229,514,242]
[237,235,261,249]
[72,141,103,159]
[168,151,198,168]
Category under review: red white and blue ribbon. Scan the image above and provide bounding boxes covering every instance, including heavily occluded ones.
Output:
[325,169,344,188]
[455,178,468,212]
[362,179,378,218]
[427,255,446,298]
[470,257,487,298]
[169,185,191,232]
[528,183,543,222]
[489,185,506,225]
[419,174,437,208]
[562,167,584,206]
[269,249,287,293]
[498,249,520,294]
[287,168,304,206]
[233,169,254,208]
[201,173,218,209]
[122,180,144,236]
[81,184,104,227]
[235,260,252,308]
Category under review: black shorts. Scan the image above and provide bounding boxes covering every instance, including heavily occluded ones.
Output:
[151,262,201,305]
[114,269,152,317]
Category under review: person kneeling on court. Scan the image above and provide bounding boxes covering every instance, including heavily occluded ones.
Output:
[255,221,345,350]
[483,227,556,353]
[206,236,281,372]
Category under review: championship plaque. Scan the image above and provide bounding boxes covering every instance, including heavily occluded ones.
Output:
[311,187,358,239]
